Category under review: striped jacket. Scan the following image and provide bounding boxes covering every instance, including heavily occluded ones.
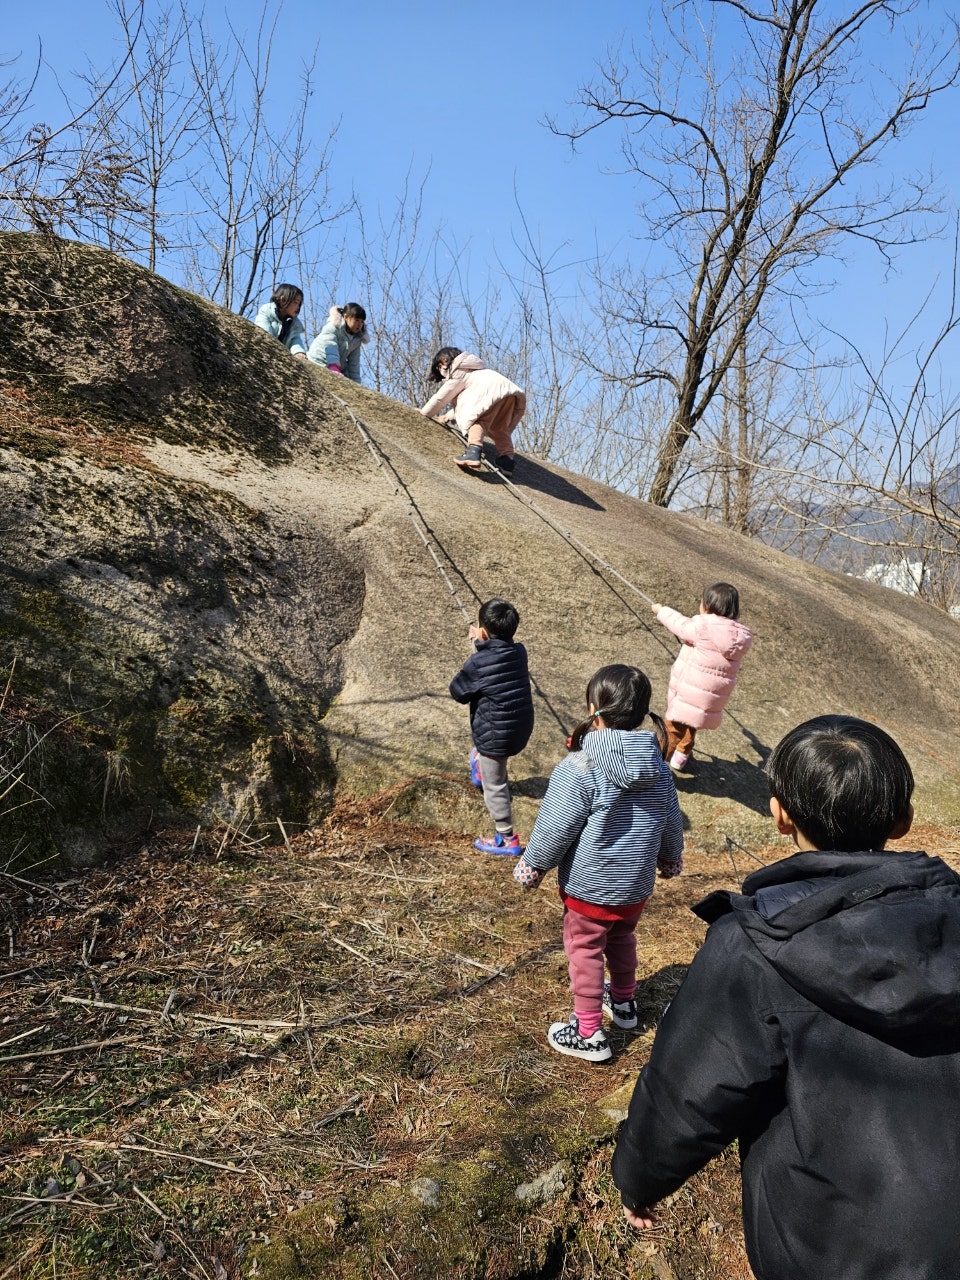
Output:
[521,729,683,905]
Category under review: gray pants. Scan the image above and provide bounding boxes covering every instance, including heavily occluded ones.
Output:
[478,753,513,831]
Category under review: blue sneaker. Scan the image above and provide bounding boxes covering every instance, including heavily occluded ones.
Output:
[474,832,523,856]
[469,748,483,790]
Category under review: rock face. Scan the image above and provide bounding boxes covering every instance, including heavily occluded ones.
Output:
[3,231,960,869]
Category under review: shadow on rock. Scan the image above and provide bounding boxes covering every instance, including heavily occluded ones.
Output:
[672,749,772,817]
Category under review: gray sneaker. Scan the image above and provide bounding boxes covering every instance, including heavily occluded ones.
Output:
[603,982,638,1030]
[455,445,483,469]
[497,454,515,476]
[547,1015,612,1063]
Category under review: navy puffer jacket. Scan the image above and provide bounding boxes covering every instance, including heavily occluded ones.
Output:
[449,638,534,757]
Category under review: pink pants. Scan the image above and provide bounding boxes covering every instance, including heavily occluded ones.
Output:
[465,392,526,457]
[563,904,647,1014]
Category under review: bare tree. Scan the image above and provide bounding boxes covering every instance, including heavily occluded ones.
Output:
[553,0,960,507]
[175,5,343,317]
[0,6,149,247]
[100,0,200,271]
[757,250,960,609]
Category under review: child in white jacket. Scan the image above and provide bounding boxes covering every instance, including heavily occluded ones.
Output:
[420,347,525,476]
[253,284,308,358]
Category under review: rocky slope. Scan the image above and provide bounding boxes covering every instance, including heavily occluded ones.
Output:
[3,231,960,868]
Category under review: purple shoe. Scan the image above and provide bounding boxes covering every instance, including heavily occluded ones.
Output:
[474,832,523,856]
[469,748,483,790]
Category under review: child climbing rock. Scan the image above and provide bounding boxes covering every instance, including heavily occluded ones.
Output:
[449,599,534,855]
[652,582,753,772]
[420,347,525,475]
[253,284,308,358]
[513,665,683,1063]
[307,303,370,382]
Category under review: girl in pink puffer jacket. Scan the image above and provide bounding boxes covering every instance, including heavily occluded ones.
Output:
[651,582,753,772]
[420,347,526,476]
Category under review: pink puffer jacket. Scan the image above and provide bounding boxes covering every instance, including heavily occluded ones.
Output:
[657,607,753,730]
[420,353,523,429]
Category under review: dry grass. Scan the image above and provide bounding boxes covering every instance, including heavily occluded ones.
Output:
[2,799,956,1279]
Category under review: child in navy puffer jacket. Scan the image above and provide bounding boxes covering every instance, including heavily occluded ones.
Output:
[514,665,683,1063]
[449,599,534,856]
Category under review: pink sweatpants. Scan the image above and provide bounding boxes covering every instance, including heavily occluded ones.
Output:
[465,392,526,457]
[563,904,646,1014]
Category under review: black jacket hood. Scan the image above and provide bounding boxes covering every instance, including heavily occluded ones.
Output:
[696,849,960,1041]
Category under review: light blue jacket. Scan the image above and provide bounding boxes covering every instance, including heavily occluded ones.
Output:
[307,306,369,383]
[253,302,308,356]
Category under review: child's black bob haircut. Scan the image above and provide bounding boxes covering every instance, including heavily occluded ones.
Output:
[702,582,740,619]
[767,715,914,852]
[479,598,519,641]
[428,346,463,383]
[271,283,303,309]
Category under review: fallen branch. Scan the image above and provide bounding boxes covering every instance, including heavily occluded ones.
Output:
[0,1035,138,1064]
[41,1136,247,1174]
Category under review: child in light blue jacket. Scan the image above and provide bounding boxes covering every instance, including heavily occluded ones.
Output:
[253,284,308,358]
[307,303,370,382]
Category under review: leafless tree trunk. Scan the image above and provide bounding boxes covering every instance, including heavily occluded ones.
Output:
[552,0,960,508]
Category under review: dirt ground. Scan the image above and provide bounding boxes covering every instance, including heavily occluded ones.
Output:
[2,788,957,1280]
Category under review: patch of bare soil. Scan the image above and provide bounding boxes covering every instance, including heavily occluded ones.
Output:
[1,802,956,1279]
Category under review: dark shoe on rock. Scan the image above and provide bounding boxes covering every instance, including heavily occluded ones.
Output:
[455,445,483,469]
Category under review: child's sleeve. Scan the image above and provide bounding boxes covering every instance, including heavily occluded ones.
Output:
[522,757,593,875]
[612,919,786,1214]
[288,317,308,357]
[656,606,699,645]
[513,857,544,890]
[307,321,340,369]
[657,779,684,874]
[449,656,482,703]
[421,374,465,419]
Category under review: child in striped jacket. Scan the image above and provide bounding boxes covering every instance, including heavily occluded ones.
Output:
[514,665,683,1063]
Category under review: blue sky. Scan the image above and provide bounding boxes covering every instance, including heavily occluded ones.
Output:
[6,0,960,376]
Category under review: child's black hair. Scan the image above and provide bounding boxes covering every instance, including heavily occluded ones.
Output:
[766,715,914,852]
[568,664,668,755]
[271,283,303,309]
[702,582,740,619]
[428,346,463,383]
[478,598,519,641]
[340,302,366,323]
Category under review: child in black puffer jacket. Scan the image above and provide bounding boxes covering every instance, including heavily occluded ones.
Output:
[449,598,534,856]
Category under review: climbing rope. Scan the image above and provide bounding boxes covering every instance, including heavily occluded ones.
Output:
[329,390,570,735]
[330,392,475,626]
[434,421,678,658]
[724,834,770,888]
[328,387,759,751]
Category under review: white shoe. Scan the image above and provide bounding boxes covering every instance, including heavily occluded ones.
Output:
[547,1015,611,1062]
[603,982,638,1030]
